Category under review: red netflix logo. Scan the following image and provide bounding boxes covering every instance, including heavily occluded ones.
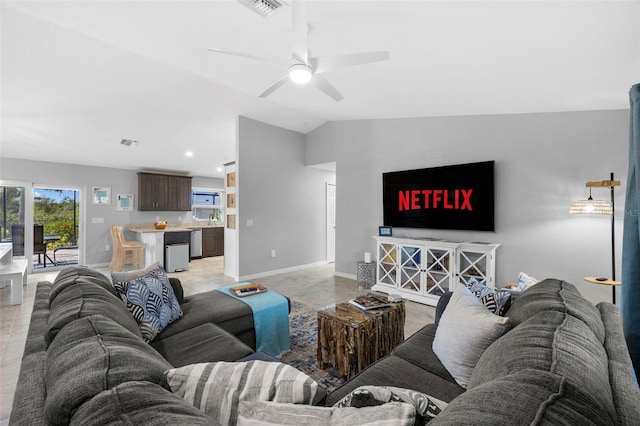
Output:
[398,189,473,211]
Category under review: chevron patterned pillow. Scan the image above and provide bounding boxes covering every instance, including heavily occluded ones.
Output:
[112,262,183,342]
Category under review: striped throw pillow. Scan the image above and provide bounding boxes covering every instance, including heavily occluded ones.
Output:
[237,401,416,426]
[165,361,326,425]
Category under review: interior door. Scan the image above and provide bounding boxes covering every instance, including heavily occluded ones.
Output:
[326,183,336,263]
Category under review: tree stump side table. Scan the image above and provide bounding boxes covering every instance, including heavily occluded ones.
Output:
[317,300,405,379]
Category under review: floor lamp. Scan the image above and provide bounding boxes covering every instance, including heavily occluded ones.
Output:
[570,172,621,303]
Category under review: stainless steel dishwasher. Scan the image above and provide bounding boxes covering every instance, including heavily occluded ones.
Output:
[190,228,203,259]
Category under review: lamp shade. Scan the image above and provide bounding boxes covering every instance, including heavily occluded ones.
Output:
[569,199,613,215]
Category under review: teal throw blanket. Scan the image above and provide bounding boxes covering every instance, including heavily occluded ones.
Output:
[217,283,290,357]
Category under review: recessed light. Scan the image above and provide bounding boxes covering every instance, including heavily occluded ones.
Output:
[185,151,194,157]
[216,167,223,172]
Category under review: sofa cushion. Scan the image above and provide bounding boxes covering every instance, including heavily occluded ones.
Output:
[392,323,458,384]
[597,303,640,424]
[333,385,448,424]
[112,262,183,342]
[24,283,51,354]
[325,355,465,406]
[434,291,453,325]
[432,284,511,388]
[50,266,117,302]
[237,401,416,426]
[9,352,47,426]
[168,277,185,304]
[44,315,172,426]
[431,368,612,426]
[70,381,211,425]
[45,280,142,346]
[157,290,255,347]
[506,278,605,343]
[151,322,254,367]
[469,310,616,424]
[165,360,326,425]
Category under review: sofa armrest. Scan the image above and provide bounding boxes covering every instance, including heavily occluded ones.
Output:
[168,278,184,304]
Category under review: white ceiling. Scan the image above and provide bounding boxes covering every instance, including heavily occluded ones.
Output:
[1,1,639,178]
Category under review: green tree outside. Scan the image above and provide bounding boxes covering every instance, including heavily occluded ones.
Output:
[1,187,78,248]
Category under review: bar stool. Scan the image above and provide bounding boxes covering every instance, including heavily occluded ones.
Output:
[109,226,145,271]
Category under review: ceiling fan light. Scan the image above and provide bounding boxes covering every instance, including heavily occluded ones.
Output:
[289,63,312,84]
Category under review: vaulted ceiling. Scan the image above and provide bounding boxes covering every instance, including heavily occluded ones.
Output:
[2,1,638,178]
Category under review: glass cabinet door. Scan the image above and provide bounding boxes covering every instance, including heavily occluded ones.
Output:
[425,248,453,297]
[377,242,397,286]
[457,250,490,287]
[399,244,422,292]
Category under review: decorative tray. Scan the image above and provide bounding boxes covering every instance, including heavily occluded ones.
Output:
[230,283,267,297]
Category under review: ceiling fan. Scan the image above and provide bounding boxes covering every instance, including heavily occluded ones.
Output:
[208,0,389,101]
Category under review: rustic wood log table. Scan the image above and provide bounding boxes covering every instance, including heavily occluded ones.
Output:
[317,300,405,379]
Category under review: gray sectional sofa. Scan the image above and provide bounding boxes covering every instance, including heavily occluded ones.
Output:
[327,278,640,425]
[10,265,640,425]
[10,266,260,425]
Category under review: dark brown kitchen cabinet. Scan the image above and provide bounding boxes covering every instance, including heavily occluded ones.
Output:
[138,172,192,211]
[202,227,224,257]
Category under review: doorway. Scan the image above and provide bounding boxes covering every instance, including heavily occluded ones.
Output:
[33,187,81,269]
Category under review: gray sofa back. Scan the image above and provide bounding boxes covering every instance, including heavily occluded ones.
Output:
[9,268,233,425]
[431,279,640,425]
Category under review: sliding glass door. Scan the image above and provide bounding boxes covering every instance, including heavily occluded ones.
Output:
[33,187,80,269]
[0,185,25,245]
[1,180,83,272]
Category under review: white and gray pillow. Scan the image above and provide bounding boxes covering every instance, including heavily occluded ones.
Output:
[432,284,512,388]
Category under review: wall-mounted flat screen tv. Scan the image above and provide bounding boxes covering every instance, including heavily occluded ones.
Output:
[383,161,495,232]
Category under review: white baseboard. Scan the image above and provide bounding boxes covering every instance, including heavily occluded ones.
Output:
[334,271,356,280]
[239,261,329,282]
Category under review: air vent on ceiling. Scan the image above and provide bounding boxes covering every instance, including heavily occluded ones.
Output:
[237,0,282,17]
[120,139,139,147]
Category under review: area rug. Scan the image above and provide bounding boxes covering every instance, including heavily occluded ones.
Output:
[279,301,347,392]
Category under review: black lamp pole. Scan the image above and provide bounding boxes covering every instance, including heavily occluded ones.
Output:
[610,171,616,303]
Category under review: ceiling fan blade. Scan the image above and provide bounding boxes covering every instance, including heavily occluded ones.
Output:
[208,48,274,63]
[291,0,308,64]
[311,74,344,102]
[311,51,389,74]
[259,76,290,99]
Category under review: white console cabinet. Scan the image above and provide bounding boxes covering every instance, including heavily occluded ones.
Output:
[372,236,499,306]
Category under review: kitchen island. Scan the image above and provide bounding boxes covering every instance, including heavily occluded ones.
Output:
[126,223,223,268]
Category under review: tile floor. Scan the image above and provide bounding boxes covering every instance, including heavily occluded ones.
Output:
[0,257,435,423]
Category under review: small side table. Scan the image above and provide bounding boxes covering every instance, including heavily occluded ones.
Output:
[584,277,621,304]
[356,261,376,289]
[317,301,405,379]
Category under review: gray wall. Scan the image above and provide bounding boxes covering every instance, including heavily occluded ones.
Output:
[305,121,337,167]
[0,157,222,266]
[237,117,336,278]
[307,110,629,305]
